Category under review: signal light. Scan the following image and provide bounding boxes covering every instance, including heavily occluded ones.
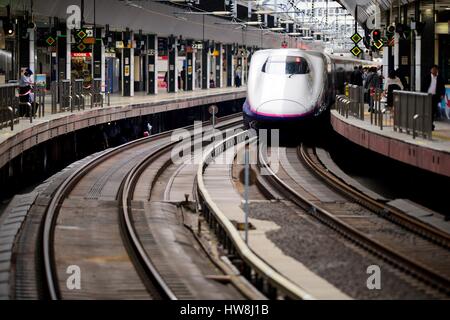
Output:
[372,29,381,41]
[387,25,396,34]
[3,20,15,36]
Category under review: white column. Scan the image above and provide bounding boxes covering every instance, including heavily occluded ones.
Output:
[219,44,223,88]
[231,55,235,87]
[154,36,158,94]
[174,38,178,93]
[394,33,399,70]
[382,46,389,81]
[28,28,35,73]
[101,36,105,93]
[415,35,421,91]
[206,50,210,89]
[130,47,134,96]
[66,28,71,80]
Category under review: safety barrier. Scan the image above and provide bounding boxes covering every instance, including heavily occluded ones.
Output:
[59,80,72,111]
[0,84,19,130]
[73,79,85,111]
[336,84,389,131]
[393,90,433,139]
[348,85,365,120]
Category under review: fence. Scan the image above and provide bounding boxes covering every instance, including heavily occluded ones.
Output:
[0,84,19,130]
[336,84,391,131]
[393,90,433,139]
[336,85,433,139]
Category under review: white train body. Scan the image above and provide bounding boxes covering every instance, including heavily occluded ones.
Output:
[243,48,374,127]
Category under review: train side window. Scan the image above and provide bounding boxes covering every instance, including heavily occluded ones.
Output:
[262,56,310,75]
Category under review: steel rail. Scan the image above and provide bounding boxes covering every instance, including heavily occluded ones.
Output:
[298,144,450,249]
[258,144,450,295]
[196,130,315,300]
[42,113,242,299]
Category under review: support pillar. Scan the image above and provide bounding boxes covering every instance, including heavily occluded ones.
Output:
[186,40,194,91]
[28,27,35,74]
[147,34,157,95]
[202,40,210,89]
[215,43,222,88]
[420,5,435,91]
[121,29,134,96]
[66,27,71,80]
[56,26,68,81]
[92,27,102,80]
[168,35,178,93]
[226,44,234,87]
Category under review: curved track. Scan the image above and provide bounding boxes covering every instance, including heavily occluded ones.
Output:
[41,114,243,299]
[258,143,450,296]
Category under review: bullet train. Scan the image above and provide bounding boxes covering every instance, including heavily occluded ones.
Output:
[243,48,376,128]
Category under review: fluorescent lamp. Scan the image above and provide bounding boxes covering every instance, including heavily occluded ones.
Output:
[246,21,262,25]
[255,10,274,14]
[212,11,232,16]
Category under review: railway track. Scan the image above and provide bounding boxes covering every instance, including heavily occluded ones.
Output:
[195,130,314,300]
[258,143,450,296]
[41,114,243,299]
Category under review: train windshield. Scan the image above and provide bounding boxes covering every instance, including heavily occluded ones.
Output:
[262,56,310,75]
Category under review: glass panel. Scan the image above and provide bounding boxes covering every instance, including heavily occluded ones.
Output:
[262,56,310,75]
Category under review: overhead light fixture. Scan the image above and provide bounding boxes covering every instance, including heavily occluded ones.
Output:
[268,27,284,31]
[246,21,262,25]
[175,10,232,16]
[279,20,294,24]
[255,10,274,14]
[212,11,232,16]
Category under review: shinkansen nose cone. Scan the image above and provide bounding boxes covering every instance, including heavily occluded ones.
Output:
[255,100,311,117]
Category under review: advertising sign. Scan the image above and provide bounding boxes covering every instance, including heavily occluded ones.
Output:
[440,86,450,120]
[35,74,47,88]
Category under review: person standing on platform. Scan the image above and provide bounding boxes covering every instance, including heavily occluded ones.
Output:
[19,68,34,116]
[422,65,446,130]
[366,67,380,112]
[164,71,169,92]
[235,66,242,88]
[350,66,363,86]
[209,72,215,88]
[395,68,409,91]
[384,70,404,109]
[181,67,186,91]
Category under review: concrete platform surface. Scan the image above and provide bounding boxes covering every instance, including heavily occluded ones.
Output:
[0,87,246,170]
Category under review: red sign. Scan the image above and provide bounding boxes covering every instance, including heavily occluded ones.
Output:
[71,52,92,58]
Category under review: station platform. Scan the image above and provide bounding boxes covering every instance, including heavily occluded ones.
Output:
[330,107,450,177]
[0,87,246,170]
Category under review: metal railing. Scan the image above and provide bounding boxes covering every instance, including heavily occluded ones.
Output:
[368,88,387,130]
[0,84,19,130]
[336,84,388,131]
[348,84,365,120]
[393,90,433,139]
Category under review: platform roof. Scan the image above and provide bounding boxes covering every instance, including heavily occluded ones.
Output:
[337,0,450,25]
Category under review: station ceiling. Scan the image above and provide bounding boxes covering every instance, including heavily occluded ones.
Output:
[337,0,450,25]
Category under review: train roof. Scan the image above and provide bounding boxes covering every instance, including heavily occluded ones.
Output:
[254,49,378,66]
